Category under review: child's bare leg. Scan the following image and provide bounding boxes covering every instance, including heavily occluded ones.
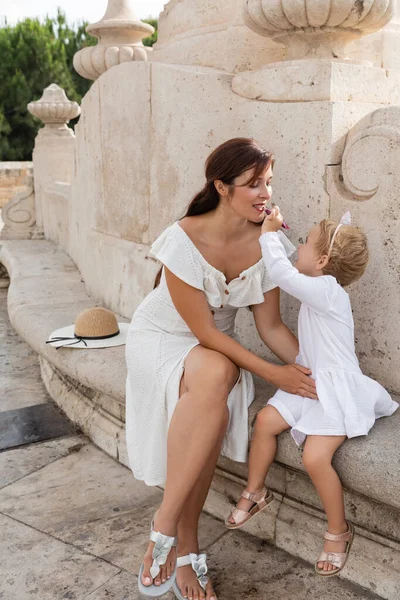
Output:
[228,405,290,523]
[302,435,347,572]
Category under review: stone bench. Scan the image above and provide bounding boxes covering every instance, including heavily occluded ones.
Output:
[1,239,399,600]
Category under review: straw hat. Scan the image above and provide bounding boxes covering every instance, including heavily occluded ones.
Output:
[46,307,129,349]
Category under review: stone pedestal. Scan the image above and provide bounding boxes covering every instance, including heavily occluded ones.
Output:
[27,84,80,249]
[232,59,400,103]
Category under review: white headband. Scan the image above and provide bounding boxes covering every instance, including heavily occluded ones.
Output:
[328,211,351,257]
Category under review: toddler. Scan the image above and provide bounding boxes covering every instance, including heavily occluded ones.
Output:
[226,208,398,577]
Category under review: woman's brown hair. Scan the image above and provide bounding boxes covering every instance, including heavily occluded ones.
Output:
[154,138,274,287]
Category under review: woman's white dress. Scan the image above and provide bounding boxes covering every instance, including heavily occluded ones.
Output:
[259,232,398,446]
[125,222,294,486]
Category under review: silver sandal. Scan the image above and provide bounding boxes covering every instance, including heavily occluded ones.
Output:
[138,520,178,597]
[172,553,211,600]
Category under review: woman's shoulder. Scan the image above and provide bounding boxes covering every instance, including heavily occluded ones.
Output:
[179,215,210,241]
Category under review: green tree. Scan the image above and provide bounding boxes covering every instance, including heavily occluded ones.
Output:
[143,19,158,47]
[0,10,158,161]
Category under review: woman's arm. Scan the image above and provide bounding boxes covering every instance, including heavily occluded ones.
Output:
[251,287,299,364]
[165,267,317,398]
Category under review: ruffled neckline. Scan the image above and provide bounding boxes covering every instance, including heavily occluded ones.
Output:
[174,222,264,286]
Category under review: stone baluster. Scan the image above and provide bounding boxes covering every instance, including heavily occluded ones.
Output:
[73,0,155,81]
[27,84,80,241]
[234,0,398,102]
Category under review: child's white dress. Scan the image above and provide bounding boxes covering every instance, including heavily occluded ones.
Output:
[259,232,398,446]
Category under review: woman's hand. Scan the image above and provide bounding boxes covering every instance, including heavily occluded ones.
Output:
[261,206,283,234]
[269,364,318,399]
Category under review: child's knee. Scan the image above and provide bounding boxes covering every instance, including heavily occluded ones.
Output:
[255,405,289,435]
[302,448,331,474]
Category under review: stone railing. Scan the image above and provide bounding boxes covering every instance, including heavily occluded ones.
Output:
[0,162,35,240]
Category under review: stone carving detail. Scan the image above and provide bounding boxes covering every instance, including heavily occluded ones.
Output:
[1,176,36,239]
[339,106,400,199]
[28,84,81,135]
[73,0,155,81]
[244,0,395,60]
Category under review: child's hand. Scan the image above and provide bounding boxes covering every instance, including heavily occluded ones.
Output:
[261,206,283,234]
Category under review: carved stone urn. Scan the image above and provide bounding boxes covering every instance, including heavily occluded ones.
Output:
[28,84,81,135]
[73,0,155,80]
[244,0,394,60]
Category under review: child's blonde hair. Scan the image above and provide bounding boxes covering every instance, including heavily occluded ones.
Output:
[315,219,369,287]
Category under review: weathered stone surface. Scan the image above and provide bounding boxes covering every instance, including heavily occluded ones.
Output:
[206,529,379,600]
[0,288,50,412]
[83,571,141,600]
[232,61,400,103]
[0,435,87,489]
[0,513,120,600]
[327,106,400,393]
[0,444,160,534]
[56,504,225,575]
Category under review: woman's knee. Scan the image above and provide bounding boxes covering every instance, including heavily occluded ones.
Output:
[184,347,239,397]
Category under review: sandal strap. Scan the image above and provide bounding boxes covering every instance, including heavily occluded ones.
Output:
[149,521,178,579]
[324,526,352,543]
[317,551,347,569]
[241,486,267,503]
[229,506,252,524]
[177,553,209,591]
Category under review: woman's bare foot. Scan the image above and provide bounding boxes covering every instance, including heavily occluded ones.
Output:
[141,512,177,587]
[176,564,217,600]
[317,523,349,573]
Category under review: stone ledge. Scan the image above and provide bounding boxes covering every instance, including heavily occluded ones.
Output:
[1,238,399,510]
[0,240,128,403]
[1,238,399,599]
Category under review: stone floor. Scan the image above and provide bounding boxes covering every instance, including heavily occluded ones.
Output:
[0,286,382,600]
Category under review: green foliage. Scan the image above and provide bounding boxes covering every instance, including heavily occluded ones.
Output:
[0,10,158,161]
[143,19,158,48]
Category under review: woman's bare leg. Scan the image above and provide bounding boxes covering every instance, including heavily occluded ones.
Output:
[302,435,347,573]
[175,404,228,600]
[229,405,289,522]
[141,346,239,588]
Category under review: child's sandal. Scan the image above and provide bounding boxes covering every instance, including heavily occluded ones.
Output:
[225,486,274,530]
[315,521,355,577]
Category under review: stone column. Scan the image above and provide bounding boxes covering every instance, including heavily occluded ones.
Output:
[73,0,154,81]
[27,84,80,241]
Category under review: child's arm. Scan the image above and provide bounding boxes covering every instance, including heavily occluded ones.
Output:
[259,232,333,313]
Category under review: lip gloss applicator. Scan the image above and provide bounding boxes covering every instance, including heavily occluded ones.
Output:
[264,207,291,230]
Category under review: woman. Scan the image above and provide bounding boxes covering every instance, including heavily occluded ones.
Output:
[125,138,317,600]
